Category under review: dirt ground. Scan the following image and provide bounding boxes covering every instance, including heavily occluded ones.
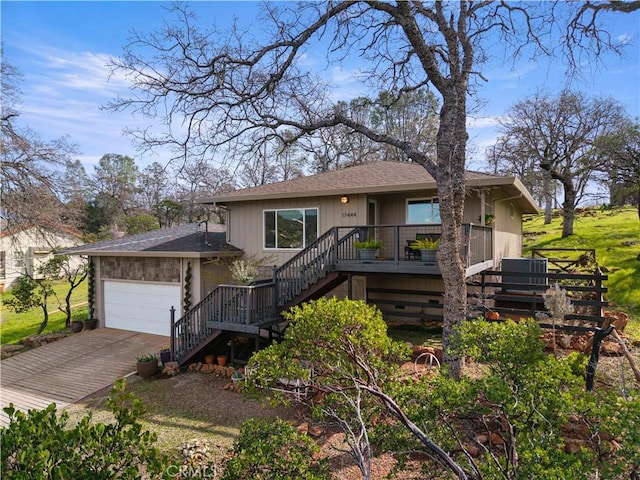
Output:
[61,343,640,480]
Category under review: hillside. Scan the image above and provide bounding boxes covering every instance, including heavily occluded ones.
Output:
[522,205,640,338]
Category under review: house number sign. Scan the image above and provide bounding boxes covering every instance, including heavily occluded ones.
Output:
[341,212,357,218]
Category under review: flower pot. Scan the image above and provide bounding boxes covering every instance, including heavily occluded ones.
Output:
[357,248,377,261]
[486,311,500,320]
[204,354,215,365]
[420,249,438,264]
[217,355,228,367]
[160,349,171,365]
[136,360,158,378]
[71,320,84,333]
[85,318,98,330]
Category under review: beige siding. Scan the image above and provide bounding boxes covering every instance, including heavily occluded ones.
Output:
[227,195,369,265]
[225,186,524,269]
[493,200,523,263]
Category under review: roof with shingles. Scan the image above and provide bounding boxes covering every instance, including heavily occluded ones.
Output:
[197,161,538,213]
[60,223,241,258]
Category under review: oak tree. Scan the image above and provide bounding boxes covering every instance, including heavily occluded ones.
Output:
[109,1,635,376]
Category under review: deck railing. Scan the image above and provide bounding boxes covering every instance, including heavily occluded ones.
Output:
[172,281,276,361]
[332,223,492,266]
[172,223,493,361]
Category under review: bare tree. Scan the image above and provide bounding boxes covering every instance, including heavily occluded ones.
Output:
[594,120,640,218]
[1,57,78,228]
[109,2,634,377]
[493,90,627,237]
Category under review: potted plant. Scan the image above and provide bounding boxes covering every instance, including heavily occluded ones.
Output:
[410,237,440,263]
[136,353,158,378]
[70,319,84,333]
[159,346,171,365]
[85,259,98,330]
[217,354,228,367]
[484,214,495,226]
[353,238,382,260]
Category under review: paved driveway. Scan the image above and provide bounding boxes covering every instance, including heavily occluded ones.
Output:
[0,328,167,427]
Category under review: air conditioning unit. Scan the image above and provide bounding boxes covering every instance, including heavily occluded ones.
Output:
[501,258,548,290]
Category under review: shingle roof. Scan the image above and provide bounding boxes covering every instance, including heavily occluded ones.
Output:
[197,160,538,213]
[60,223,241,258]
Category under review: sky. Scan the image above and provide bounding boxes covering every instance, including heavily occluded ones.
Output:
[2,1,639,175]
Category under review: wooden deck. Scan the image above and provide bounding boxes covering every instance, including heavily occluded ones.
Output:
[0,328,167,427]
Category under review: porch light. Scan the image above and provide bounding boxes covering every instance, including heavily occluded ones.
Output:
[340,195,349,204]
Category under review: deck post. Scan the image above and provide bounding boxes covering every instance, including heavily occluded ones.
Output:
[170,306,175,361]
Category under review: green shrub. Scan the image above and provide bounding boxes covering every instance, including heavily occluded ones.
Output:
[222,418,330,480]
[1,379,171,479]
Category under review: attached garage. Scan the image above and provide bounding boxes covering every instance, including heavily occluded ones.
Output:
[104,281,181,336]
[60,224,242,336]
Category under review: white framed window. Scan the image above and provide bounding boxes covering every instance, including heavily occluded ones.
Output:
[264,208,318,249]
[406,198,440,224]
[13,251,24,269]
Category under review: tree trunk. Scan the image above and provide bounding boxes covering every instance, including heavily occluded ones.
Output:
[432,86,467,380]
[37,304,49,335]
[561,183,577,237]
[544,173,553,224]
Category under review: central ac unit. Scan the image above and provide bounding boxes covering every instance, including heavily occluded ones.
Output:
[501,258,548,290]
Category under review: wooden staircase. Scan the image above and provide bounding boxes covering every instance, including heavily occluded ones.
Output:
[171,227,356,365]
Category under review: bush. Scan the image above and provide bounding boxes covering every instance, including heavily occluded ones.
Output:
[1,379,171,479]
[222,418,330,480]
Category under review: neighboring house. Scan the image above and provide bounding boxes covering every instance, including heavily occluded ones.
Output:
[60,224,242,337]
[0,223,84,292]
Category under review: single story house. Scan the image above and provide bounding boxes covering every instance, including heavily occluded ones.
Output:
[0,223,83,292]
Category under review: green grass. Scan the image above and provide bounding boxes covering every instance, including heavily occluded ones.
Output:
[0,280,88,345]
[522,205,640,338]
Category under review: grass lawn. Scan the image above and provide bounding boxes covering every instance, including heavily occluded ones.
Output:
[0,280,88,345]
[522,205,640,339]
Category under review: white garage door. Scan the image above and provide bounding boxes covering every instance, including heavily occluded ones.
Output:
[104,281,180,336]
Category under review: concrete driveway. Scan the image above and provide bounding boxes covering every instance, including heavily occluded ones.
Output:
[0,328,167,427]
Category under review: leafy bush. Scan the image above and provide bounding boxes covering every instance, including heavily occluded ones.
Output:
[222,418,330,480]
[1,379,171,479]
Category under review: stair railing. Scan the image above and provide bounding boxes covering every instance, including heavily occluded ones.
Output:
[273,227,359,306]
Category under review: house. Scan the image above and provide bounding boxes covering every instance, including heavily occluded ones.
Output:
[61,161,538,363]
[169,161,538,364]
[60,223,242,336]
[0,223,84,292]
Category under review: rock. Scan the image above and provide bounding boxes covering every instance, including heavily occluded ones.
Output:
[308,425,324,438]
[1,344,24,353]
[297,422,309,434]
[466,444,481,458]
[564,439,587,454]
[489,432,504,446]
[557,334,571,349]
[603,311,629,332]
[226,366,236,377]
[601,340,624,356]
[476,434,489,445]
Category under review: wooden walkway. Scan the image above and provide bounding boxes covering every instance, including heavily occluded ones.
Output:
[0,328,167,427]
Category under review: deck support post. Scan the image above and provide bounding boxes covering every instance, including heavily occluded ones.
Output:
[170,306,176,362]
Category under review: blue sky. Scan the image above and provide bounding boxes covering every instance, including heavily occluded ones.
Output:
[2,1,639,173]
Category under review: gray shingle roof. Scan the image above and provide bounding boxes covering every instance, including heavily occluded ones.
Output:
[60,223,241,257]
[197,160,538,213]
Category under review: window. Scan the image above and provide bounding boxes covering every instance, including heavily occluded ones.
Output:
[264,208,318,249]
[13,251,24,269]
[407,198,440,224]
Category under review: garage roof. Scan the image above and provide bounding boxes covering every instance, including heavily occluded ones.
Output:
[60,223,241,258]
